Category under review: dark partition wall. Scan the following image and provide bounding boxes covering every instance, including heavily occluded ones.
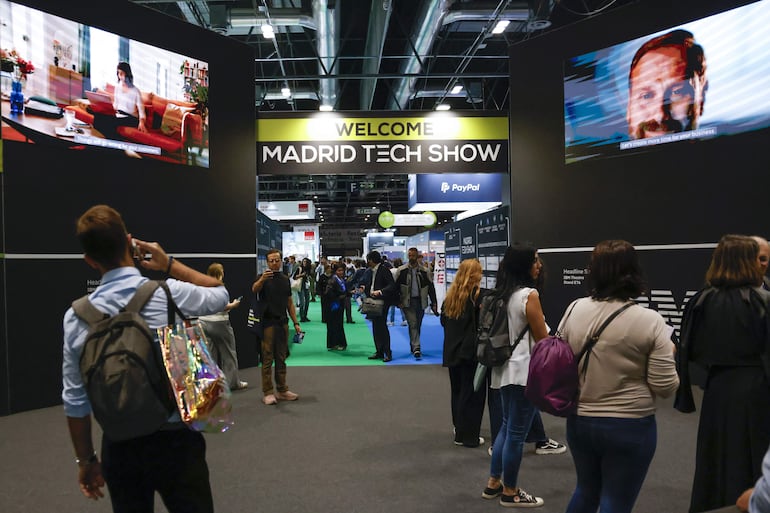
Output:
[1,1,256,414]
[509,0,768,327]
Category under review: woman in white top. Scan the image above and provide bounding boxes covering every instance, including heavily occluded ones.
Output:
[92,61,147,139]
[482,244,548,508]
[559,240,678,513]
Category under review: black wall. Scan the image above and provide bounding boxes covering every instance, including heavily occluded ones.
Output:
[1,1,256,414]
[508,0,767,325]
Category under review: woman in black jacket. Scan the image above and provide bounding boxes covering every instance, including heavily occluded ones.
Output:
[325,263,349,350]
[441,258,486,448]
[682,235,770,512]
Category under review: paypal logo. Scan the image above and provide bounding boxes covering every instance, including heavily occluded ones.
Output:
[442,183,481,193]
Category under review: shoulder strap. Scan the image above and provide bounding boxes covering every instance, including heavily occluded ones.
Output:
[577,302,634,375]
[123,281,161,313]
[71,295,108,326]
[157,280,187,326]
[510,324,530,352]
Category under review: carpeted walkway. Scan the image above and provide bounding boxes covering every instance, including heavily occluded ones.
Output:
[287,301,443,366]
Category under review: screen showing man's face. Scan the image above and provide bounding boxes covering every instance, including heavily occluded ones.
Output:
[627,46,702,139]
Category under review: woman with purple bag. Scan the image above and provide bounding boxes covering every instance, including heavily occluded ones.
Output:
[558,240,679,513]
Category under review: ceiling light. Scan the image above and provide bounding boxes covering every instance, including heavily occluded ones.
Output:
[435,103,451,111]
[281,86,291,97]
[261,24,275,39]
[491,20,510,35]
[319,104,333,112]
[451,85,463,95]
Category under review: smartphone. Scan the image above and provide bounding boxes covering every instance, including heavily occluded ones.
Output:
[131,240,142,260]
[236,296,243,302]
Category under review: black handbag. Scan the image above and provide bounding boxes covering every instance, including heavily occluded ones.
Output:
[360,297,385,316]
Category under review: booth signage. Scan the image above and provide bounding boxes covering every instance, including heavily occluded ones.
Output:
[409,173,502,209]
[257,113,509,175]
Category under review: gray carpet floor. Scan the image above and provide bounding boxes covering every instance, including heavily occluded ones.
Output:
[0,364,702,513]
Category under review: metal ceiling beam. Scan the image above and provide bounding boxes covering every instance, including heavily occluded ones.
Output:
[313,0,339,109]
[254,71,508,81]
[360,0,393,110]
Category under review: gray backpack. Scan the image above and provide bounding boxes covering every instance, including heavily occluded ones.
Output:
[72,281,175,441]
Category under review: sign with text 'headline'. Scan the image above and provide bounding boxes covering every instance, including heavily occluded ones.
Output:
[257,113,508,175]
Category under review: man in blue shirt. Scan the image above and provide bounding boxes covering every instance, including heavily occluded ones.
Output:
[62,205,228,512]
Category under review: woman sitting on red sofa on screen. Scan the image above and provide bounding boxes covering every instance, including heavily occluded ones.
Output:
[92,61,147,139]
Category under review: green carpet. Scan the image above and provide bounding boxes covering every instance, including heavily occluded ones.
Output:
[287,300,384,366]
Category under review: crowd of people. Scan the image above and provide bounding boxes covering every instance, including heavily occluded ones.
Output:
[60,206,770,513]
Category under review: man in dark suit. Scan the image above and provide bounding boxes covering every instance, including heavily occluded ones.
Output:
[363,250,398,362]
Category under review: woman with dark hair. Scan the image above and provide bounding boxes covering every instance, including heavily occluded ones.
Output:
[558,240,679,513]
[482,244,548,508]
[325,263,349,351]
[682,235,770,513]
[441,258,486,448]
[92,61,147,140]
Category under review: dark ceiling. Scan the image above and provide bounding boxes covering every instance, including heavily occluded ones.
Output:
[130,0,629,244]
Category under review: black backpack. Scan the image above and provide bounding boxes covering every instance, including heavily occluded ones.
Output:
[476,291,529,367]
[72,280,176,441]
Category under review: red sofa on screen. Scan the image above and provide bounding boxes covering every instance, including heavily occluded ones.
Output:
[67,84,205,165]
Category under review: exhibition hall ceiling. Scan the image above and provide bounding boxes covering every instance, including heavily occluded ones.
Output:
[130,0,629,235]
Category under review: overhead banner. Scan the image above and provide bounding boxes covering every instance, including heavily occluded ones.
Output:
[408,173,503,211]
[257,112,509,175]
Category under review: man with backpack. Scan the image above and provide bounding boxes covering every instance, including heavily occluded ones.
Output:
[62,205,229,512]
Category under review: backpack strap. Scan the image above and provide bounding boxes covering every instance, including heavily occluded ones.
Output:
[123,281,161,313]
[71,296,108,327]
[510,324,530,353]
[577,302,634,375]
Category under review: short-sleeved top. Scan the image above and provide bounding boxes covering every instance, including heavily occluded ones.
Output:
[259,271,291,324]
[559,297,679,418]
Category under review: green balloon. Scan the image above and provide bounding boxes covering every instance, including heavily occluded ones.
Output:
[378,211,395,228]
[423,211,437,227]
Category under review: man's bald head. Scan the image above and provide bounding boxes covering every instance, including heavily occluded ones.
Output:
[752,236,770,275]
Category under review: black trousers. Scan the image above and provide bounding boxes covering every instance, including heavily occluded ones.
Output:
[449,360,487,446]
[101,427,213,513]
[370,314,391,357]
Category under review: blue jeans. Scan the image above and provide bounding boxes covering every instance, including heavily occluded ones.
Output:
[566,415,657,513]
[490,385,536,488]
[488,386,546,446]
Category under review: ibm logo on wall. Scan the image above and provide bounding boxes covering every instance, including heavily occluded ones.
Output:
[636,290,699,337]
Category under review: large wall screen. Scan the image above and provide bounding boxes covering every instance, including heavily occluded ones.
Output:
[0,1,210,167]
[563,0,770,164]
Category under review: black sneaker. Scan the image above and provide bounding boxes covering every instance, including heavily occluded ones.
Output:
[482,483,503,499]
[413,350,422,360]
[535,438,566,455]
[499,489,544,508]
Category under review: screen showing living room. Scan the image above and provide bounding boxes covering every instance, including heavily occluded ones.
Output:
[0,1,210,168]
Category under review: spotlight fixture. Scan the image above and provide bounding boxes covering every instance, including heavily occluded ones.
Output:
[451,85,463,95]
[319,104,334,112]
[491,20,510,35]
[261,24,275,39]
[435,103,451,111]
[281,86,291,97]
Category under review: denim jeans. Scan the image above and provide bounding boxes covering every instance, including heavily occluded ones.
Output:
[488,385,546,446]
[566,415,657,513]
[490,385,536,488]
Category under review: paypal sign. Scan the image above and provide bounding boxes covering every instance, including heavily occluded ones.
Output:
[409,174,502,210]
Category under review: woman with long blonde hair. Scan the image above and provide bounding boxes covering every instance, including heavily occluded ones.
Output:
[441,258,486,448]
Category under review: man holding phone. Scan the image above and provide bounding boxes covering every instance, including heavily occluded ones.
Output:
[251,248,302,406]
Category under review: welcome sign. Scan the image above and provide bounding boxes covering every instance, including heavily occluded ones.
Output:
[257,112,509,175]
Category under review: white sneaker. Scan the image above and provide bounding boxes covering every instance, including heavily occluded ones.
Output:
[387,321,394,326]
